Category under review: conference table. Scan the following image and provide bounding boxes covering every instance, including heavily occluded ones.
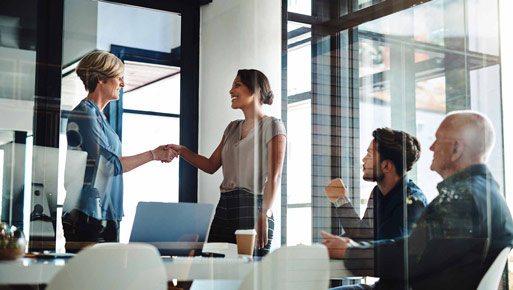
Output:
[0,256,356,285]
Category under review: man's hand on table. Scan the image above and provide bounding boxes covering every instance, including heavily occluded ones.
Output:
[320,230,359,259]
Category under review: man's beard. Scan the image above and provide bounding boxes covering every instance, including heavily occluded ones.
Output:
[363,170,384,182]
[374,171,385,182]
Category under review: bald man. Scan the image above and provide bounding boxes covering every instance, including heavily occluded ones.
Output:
[322,111,513,290]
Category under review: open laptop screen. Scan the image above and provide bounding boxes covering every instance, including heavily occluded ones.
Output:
[129,202,214,256]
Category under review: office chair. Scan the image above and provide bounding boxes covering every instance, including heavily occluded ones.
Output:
[46,243,167,290]
[239,243,330,290]
[476,247,511,290]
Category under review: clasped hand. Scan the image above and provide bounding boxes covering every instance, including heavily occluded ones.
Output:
[152,145,178,163]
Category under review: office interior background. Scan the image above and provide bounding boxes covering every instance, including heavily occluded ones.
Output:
[1,0,513,288]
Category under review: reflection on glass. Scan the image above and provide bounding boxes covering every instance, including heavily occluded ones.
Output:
[416,76,446,112]
[0,1,37,244]
[358,38,390,78]
[359,7,412,38]
[354,0,503,205]
[353,0,385,11]
[413,0,444,46]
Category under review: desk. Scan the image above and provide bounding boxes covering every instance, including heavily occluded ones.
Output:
[0,257,354,285]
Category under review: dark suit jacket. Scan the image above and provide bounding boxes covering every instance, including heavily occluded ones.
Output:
[335,176,427,241]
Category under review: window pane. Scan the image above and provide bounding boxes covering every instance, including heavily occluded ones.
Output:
[288,0,311,15]
[288,44,312,97]
[120,113,180,243]
[287,207,311,246]
[123,70,180,115]
[415,76,445,201]
[287,99,312,204]
[287,21,311,96]
[467,0,499,56]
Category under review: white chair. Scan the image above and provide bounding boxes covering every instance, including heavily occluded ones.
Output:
[46,243,167,290]
[476,247,511,290]
[239,244,330,290]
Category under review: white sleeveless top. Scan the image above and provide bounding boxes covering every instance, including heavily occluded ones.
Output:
[220,116,286,195]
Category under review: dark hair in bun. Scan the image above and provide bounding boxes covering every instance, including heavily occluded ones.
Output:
[237,69,274,105]
[372,128,421,176]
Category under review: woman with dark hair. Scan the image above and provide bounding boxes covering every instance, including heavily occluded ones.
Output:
[169,69,286,256]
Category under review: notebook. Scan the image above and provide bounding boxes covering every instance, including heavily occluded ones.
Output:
[129,202,214,256]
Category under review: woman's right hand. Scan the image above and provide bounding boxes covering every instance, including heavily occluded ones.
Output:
[166,144,186,156]
[165,142,221,174]
[152,145,178,163]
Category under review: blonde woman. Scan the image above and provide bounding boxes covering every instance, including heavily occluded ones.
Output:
[169,69,286,256]
[62,51,177,252]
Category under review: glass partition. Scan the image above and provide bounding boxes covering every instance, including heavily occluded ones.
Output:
[1,0,512,288]
[0,0,36,237]
[57,0,182,252]
[287,0,508,288]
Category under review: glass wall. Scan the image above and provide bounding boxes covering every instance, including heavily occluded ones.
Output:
[286,0,508,287]
[0,0,512,288]
[1,0,182,253]
[0,0,37,234]
[57,0,182,251]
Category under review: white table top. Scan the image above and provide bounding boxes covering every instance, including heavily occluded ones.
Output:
[0,256,354,285]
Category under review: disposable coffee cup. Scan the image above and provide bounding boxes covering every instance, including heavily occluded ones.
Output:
[235,229,256,256]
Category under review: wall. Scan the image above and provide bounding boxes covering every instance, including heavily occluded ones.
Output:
[198,0,282,247]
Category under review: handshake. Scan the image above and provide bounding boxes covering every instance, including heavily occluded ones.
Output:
[151,144,185,163]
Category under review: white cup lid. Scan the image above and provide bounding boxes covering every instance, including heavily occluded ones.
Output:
[235,229,257,235]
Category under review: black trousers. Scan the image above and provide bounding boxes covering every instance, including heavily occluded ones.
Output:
[207,190,274,256]
[62,209,119,253]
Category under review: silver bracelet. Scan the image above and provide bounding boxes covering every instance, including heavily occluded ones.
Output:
[150,150,156,160]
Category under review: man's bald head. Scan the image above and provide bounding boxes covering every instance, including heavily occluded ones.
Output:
[430,111,495,178]
[442,111,495,162]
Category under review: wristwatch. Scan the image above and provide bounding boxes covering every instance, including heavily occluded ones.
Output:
[259,208,273,218]
[334,196,351,208]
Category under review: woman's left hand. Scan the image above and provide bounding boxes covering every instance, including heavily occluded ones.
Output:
[255,212,268,249]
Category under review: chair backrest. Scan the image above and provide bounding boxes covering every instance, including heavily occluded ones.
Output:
[238,244,330,290]
[476,247,511,290]
[46,243,167,290]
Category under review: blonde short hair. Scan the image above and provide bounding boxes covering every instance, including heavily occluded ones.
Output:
[75,51,124,92]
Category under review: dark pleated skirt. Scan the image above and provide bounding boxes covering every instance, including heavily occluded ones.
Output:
[207,189,274,256]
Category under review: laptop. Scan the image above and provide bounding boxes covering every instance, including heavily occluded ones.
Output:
[129,202,214,256]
